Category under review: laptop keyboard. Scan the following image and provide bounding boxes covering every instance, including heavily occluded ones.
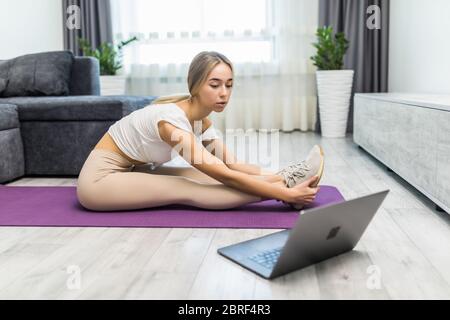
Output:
[248,247,283,269]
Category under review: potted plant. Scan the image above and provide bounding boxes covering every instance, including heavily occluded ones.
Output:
[78,36,138,95]
[310,26,353,138]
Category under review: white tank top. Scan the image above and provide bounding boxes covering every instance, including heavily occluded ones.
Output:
[107,103,220,166]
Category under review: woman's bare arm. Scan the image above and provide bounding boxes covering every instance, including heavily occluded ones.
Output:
[202,138,277,176]
[159,121,318,204]
[200,117,274,175]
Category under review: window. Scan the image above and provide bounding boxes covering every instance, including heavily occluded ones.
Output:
[111,0,273,65]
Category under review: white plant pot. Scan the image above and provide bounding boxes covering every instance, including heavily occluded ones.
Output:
[100,75,126,95]
[316,70,354,138]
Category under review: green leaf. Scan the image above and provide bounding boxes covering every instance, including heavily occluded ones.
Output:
[76,36,139,75]
[310,26,350,70]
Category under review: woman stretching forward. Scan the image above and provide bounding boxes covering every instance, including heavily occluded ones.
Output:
[77,51,324,211]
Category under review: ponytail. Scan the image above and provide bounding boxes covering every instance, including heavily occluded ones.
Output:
[151,93,191,105]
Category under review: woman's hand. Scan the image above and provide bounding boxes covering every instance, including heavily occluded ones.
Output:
[282,175,320,206]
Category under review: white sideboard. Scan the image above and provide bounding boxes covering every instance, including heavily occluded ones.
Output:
[353,93,450,214]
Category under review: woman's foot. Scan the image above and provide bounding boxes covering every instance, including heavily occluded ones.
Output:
[277,145,324,188]
[276,145,324,210]
[278,176,320,210]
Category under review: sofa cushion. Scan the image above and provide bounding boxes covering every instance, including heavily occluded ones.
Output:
[0,51,74,97]
[0,78,8,95]
[69,57,100,95]
[0,59,13,91]
[0,127,25,183]
[20,121,112,175]
[0,104,20,130]
[0,95,156,121]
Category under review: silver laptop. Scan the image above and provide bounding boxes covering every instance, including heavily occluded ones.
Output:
[217,190,389,279]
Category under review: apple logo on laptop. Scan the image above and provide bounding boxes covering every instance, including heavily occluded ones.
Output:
[326,226,341,240]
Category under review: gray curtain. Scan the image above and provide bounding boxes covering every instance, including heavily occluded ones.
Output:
[62,0,113,56]
[316,0,389,133]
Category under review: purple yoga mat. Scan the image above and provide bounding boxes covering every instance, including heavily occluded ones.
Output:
[0,185,344,229]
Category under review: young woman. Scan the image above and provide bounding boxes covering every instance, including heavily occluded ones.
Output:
[77,51,324,211]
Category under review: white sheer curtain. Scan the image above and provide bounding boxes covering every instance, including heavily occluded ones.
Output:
[111,0,318,132]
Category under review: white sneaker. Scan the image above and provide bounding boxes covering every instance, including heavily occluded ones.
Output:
[277,145,324,188]
[276,145,324,210]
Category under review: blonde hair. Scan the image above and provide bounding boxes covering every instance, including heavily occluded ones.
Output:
[151,51,233,105]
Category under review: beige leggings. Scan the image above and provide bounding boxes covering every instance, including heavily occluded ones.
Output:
[77,148,279,212]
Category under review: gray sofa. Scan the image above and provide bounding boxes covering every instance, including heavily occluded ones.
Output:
[0,51,155,183]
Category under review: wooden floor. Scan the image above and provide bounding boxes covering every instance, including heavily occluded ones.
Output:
[2,132,450,299]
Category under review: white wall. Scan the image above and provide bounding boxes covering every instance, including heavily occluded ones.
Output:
[0,0,63,59]
[389,0,450,94]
